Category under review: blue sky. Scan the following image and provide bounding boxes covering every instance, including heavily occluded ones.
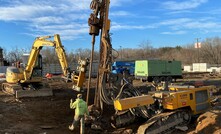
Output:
[0,0,221,52]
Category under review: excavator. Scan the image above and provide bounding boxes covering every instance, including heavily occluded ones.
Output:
[2,34,88,98]
[86,0,214,133]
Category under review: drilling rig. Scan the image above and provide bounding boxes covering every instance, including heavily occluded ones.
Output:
[87,0,213,133]
[88,0,114,111]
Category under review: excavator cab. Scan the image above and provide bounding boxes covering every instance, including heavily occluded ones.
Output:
[31,54,43,78]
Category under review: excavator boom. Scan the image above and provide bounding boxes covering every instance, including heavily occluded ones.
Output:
[23,34,69,82]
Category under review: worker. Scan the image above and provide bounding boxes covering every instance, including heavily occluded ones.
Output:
[69,94,89,134]
[16,61,20,68]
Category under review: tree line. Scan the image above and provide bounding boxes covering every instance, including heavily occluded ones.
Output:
[2,37,221,66]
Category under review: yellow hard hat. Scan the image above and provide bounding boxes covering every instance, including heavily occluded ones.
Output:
[77,94,82,98]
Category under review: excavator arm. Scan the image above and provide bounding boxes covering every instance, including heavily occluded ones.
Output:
[54,35,69,77]
[22,34,69,82]
[22,34,88,91]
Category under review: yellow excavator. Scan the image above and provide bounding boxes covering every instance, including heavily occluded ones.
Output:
[86,0,214,133]
[2,34,88,98]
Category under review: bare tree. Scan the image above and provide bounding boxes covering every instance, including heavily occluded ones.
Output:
[3,36,221,68]
[6,47,26,63]
[159,46,183,61]
[200,37,221,64]
[41,47,59,65]
[180,44,196,64]
[137,40,154,59]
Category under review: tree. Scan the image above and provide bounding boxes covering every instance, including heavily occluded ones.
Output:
[200,37,221,64]
[41,47,59,65]
[6,47,26,64]
[137,40,154,59]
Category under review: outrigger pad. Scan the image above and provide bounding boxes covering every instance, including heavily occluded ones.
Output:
[15,88,53,98]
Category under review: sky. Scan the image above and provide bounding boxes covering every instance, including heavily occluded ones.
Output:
[0,0,221,53]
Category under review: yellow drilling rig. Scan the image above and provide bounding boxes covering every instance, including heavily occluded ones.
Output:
[86,0,214,133]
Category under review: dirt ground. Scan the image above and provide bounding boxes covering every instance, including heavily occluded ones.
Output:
[0,78,221,134]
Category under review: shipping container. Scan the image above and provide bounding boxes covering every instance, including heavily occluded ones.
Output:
[192,63,209,72]
[135,60,182,83]
[112,61,135,75]
[183,65,192,72]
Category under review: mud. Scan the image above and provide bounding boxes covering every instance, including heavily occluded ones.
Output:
[0,78,221,134]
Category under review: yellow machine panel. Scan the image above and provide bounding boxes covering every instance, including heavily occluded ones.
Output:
[168,85,215,92]
[114,95,154,111]
[114,86,212,115]
[162,86,211,115]
[6,67,24,83]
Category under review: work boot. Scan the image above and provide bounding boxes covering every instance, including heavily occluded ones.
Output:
[69,125,74,131]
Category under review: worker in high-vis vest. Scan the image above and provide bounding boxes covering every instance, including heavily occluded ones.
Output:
[69,94,89,134]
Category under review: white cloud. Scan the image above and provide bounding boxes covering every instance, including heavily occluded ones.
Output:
[111,0,133,6]
[162,0,208,10]
[110,11,131,17]
[161,31,187,35]
[0,5,55,21]
[0,0,137,41]
[1,0,220,42]
[32,17,66,24]
[111,22,156,30]
[166,10,192,15]
[185,21,219,29]
[112,24,146,30]
[159,18,192,25]
[158,18,221,30]
[27,23,89,40]
[156,17,221,34]
[0,0,91,40]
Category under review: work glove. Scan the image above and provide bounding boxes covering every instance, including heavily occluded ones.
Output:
[70,99,73,104]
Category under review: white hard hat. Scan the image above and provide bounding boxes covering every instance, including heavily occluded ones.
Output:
[77,94,82,98]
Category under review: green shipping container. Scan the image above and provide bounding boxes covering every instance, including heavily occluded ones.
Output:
[135,60,182,83]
